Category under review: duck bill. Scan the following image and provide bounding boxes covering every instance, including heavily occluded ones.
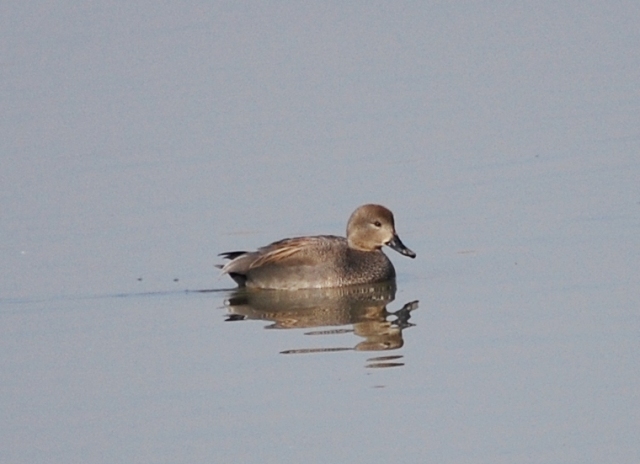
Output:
[386,234,416,258]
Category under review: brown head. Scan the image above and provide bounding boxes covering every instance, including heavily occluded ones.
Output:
[346,204,416,258]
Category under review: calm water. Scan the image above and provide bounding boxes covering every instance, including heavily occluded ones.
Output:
[2,2,639,463]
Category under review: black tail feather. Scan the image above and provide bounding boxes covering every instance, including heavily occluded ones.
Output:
[218,251,247,260]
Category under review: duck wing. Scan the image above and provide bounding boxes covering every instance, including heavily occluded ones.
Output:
[219,235,344,274]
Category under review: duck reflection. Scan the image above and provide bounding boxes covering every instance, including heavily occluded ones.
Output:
[223,282,418,368]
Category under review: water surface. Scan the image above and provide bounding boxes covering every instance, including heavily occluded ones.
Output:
[2,2,639,463]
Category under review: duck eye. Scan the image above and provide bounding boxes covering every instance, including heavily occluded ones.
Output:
[373,221,382,227]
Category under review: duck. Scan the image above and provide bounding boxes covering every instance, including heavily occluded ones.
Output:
[218,204,415,290]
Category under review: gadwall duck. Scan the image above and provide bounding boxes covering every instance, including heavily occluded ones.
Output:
[218,204,415,290]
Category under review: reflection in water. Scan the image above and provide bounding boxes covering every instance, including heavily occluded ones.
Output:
[223,282,418,368]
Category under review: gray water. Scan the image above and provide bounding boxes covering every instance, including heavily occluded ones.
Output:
[2,2,639,463]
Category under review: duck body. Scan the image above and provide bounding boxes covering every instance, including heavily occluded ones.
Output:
[219,204,415,290]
